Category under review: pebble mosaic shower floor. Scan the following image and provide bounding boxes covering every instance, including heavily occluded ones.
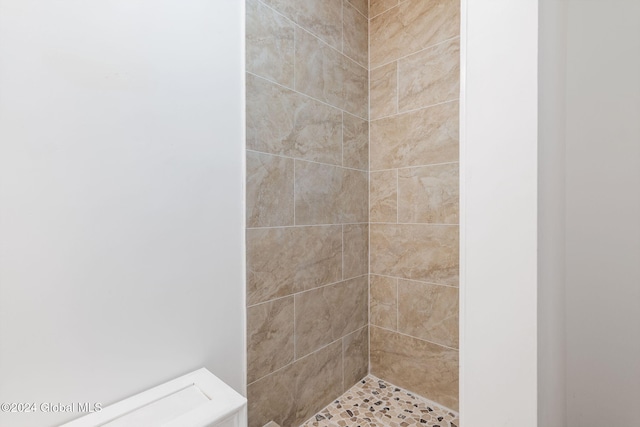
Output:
[300,375,459,427]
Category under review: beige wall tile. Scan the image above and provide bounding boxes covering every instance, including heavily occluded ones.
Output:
[247,362,296,427]
[246,0,294,88]
[398,280,458,348]
[293,226,343,292]
[248,341,343,427]
[342,58,369,119]
[343,224,368,279]
[295,28,368,118]
[347,0,368,17]
[246,74,343,165]
[295,160,368,225]
[370,326,459,410]
[398,38,460,111]
[260,0,343,50]
[343,326,369,390]
[295,27,343,110]
[343,2,368,68]
[398,163,459,224]
[370,170,398,223]
[370,101,459,170]
[370,275,397,330]
[247,225,342,305]
[342,113,369,170]
[370,62,398,120]
[370,0,398,18]
[370,0,460,68]
[247,297,295,383]
[295,276,368,357]
[370,224,459,285]
[292,340,344,424]
[246,152,294,227]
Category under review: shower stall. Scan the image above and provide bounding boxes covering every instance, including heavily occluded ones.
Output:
[0,1,638,427]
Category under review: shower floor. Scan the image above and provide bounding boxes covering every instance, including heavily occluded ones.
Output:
[300,375,459,427]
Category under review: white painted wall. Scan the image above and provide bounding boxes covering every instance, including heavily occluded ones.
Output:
[564,1,640,425]
[538,0,568,425]
[460,1,538,426]
[0,1,246,426]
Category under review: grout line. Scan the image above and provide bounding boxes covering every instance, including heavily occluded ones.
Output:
[396,60,400,114]
[293,159,296,225]
[248,324,369,387]
[341,0,345,54]
[341,111,345,167]
[246,71,368,122]
[246,148,368,173]
[395,169,399,224]
[342,224,345,280]
[371,35,461,70]
[247,274,369,309]
[367,0,372,377]
[368,221,460,226]
[368,0,412,21]
[345,0,368,20]
[371,324,459,351]
[341,332,345,392]
[371,160,460,173]
[368,273,460,289]
[293,14,296,90]
[371,97,459,122]
[247,223,368,231]
[395,277,399,332]
[293,293,297,359]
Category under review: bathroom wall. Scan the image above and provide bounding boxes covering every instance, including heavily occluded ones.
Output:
[368,0,460,411]
[244,0,369,426]
[563,1,640,425]
[0,2,245,427]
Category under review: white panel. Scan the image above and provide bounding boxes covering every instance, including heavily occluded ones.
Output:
[0,1,246,426]
[538,0,568,425]
[564,1,640,425]
[460,0,538,425]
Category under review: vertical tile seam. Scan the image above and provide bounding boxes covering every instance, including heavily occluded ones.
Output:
[367,0,372,377]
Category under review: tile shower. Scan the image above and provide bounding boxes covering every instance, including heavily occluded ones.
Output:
[245,0,460,425]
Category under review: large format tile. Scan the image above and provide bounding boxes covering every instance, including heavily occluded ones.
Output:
[246,74,342,165]
[260,0,343,50]
[347,0,368,17]
[398,38,460,111]
[248,341,343,427]
[398,163,459,224]
[370,170,398,223]
[295,276,368,357]
[343,224,368,279]
[342,113,368,170]
[246,152,294,227]
[370,326,459,410]
[370,101,459,170]
[370,224,459,285]
[247,225,342,305]
[370,275,397,330]
[370,0,460,68]
[247,297,295,383]
[398,280,459,348]
[370,61,397,120]
[343,1,368,68]
[370,0,398,18]
[295,28,368,118]
[295,160,368,225]
[342,326,369,391]
[246,0,294,88]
